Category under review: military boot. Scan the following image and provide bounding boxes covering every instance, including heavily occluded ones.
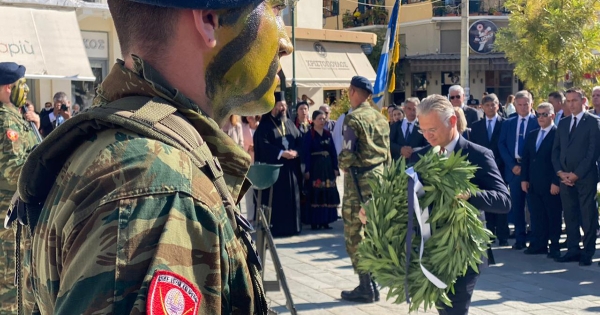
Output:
[371,278,380,301]
[341,273,375,303]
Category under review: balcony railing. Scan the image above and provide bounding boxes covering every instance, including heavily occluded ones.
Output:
[433,0,510,17]
[342,6,389,28]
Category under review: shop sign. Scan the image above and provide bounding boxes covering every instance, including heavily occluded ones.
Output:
[468,20,498,54]
[81,31,108,59]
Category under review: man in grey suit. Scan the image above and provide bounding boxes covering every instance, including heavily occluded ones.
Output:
[552,87,600,266]
[449,85,483,128]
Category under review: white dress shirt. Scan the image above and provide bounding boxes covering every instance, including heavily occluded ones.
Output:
[555,109,563,125]
[514,115,531,159]
[401,118,417,138]
[569,110,584,131]
[485,114,499,133]
[535,124,554,150]
[442,132,460,156]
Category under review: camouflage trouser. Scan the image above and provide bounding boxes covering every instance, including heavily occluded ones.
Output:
[342,171,376,273]
[0,228,16,314]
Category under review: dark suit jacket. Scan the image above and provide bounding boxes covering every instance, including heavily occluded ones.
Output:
[522,126,560,190]
[470,116,505,176]
[498,115,539,182]
[410,136,511,215]
[390,120,427,160]
[464,106,483,128]
[552,112,600,184]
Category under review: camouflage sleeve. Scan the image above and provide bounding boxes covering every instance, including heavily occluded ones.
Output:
[338,117,360,170]
[0,116,29,191]
[29,131,255,315]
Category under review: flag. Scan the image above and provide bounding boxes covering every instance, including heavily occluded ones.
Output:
[372,0,401,108]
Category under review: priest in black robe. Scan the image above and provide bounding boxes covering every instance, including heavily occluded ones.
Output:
[253,91,303,237]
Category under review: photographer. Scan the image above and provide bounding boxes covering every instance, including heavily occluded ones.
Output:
[40,91,71,137]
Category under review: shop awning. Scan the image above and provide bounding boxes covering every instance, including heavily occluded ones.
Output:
[0,6,95,81]
[406,53,514,72]
[280,40,376,89]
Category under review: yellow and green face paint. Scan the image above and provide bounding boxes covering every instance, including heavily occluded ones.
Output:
[206,0,292,123]
[10,77,29,107]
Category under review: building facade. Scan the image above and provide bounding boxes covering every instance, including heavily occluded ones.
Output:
[0,0,119,111]
[322,0,520,106]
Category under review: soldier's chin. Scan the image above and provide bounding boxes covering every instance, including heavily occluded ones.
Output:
[231,98,273,117]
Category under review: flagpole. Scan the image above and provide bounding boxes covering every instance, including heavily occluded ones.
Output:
[460,0,470,100]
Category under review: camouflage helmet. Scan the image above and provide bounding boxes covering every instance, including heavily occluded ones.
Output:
[128,0,257,9]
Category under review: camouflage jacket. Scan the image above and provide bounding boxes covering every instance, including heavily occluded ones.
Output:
[338,102,391,171]
[0,103,37,211]
[18,56,264,315]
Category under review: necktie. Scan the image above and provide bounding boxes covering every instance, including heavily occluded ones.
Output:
[517,118,526,157]
[554,113,561,125]
[440,147,446,156]
[536,130,545,151]
[570,116,578,136]
[405,122,412,141]
[487,120,493,141]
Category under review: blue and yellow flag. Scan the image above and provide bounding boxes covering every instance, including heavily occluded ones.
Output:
[372,0,401,108]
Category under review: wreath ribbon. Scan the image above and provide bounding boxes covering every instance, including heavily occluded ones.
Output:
[405,167,447,304]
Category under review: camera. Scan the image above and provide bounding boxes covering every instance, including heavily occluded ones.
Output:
[60,104,68,111]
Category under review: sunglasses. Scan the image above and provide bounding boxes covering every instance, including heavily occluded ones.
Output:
[449,95,461,100]
[535,112,551,118]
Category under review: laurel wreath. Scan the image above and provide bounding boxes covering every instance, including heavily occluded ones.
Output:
[356,147,493,312]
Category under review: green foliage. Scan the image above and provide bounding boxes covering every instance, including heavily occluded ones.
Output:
[357,149,492,312]
[330,89,351,120]
[494,0,600,98]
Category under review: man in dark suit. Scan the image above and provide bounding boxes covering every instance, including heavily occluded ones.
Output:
[549,91,570,126]
[470,93,508,246]
[449,85,483,128]
[390,97,428,160]
[521,102,562,259]
[411,94,511,315]
[498,90,539,250]
[552,87,600,266]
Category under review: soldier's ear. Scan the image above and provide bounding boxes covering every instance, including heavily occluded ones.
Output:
[192,10,218,49]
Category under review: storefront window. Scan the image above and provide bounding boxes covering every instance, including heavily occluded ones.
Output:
[72,60,107,110]
[485,70,513,104]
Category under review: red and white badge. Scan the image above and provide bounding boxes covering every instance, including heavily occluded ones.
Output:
[147,270,202,315]
[6,129,18,142]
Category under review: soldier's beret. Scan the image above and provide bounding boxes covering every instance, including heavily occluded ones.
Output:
[128,0,254,9]
[0,62,25,86]
[351,76,373,95]
[274,91,285,102]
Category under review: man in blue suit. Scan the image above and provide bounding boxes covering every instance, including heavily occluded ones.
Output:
[498,90,539,250]
[470,93,508,246]
[410,94,511,315]
[520,102,562,259]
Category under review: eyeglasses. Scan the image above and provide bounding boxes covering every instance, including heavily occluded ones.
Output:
[535,112,552,118]
[449,95,462,100]
[418,128,438,135]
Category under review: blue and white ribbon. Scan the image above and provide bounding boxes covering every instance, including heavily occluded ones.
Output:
[404,167,447,303]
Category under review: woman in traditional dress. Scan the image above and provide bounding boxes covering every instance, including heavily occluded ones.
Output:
[302,110,340,230]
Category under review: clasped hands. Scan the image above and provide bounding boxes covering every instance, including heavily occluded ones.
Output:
[281,150,298,159]
[558,171,578,187]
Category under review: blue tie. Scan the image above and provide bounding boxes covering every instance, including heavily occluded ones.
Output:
[487,120,493,141]
[517,118,526,156]
[536,130,545,151]
[405,122,411,141]
[554,113,561,125]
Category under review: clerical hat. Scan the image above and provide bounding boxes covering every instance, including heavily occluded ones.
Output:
[274,91,285,103]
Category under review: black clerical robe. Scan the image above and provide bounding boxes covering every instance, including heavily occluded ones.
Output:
[253,113,303,237]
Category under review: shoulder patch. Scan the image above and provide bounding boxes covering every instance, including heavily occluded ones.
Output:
[147,270,202,315]
[6,129,18,142]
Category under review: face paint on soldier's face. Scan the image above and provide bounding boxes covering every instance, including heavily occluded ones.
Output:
[205,0,293,124]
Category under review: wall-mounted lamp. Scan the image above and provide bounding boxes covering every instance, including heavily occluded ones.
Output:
[472,78,476,84]
[514,75,518,84]
[435,80,438,85]
[480,78,483,84]
[406,81,410,86]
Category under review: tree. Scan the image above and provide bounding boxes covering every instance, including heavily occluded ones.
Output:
[494,0,600,99]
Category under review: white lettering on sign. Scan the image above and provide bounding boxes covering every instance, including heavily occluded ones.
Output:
[81,31,108,59]
[305,60,350,70]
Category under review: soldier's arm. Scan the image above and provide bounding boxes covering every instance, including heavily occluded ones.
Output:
[338,118,361,170]
[0,117,30,191]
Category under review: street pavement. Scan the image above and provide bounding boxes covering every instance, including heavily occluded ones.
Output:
[242,175,600,314]
[260,221,600,315]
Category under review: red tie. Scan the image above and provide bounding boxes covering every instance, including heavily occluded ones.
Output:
[440,147,446,155]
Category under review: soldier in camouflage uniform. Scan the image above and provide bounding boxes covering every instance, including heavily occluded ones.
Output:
[338,76,391,303]
[0,62,39,314]
[14,0,292,314]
